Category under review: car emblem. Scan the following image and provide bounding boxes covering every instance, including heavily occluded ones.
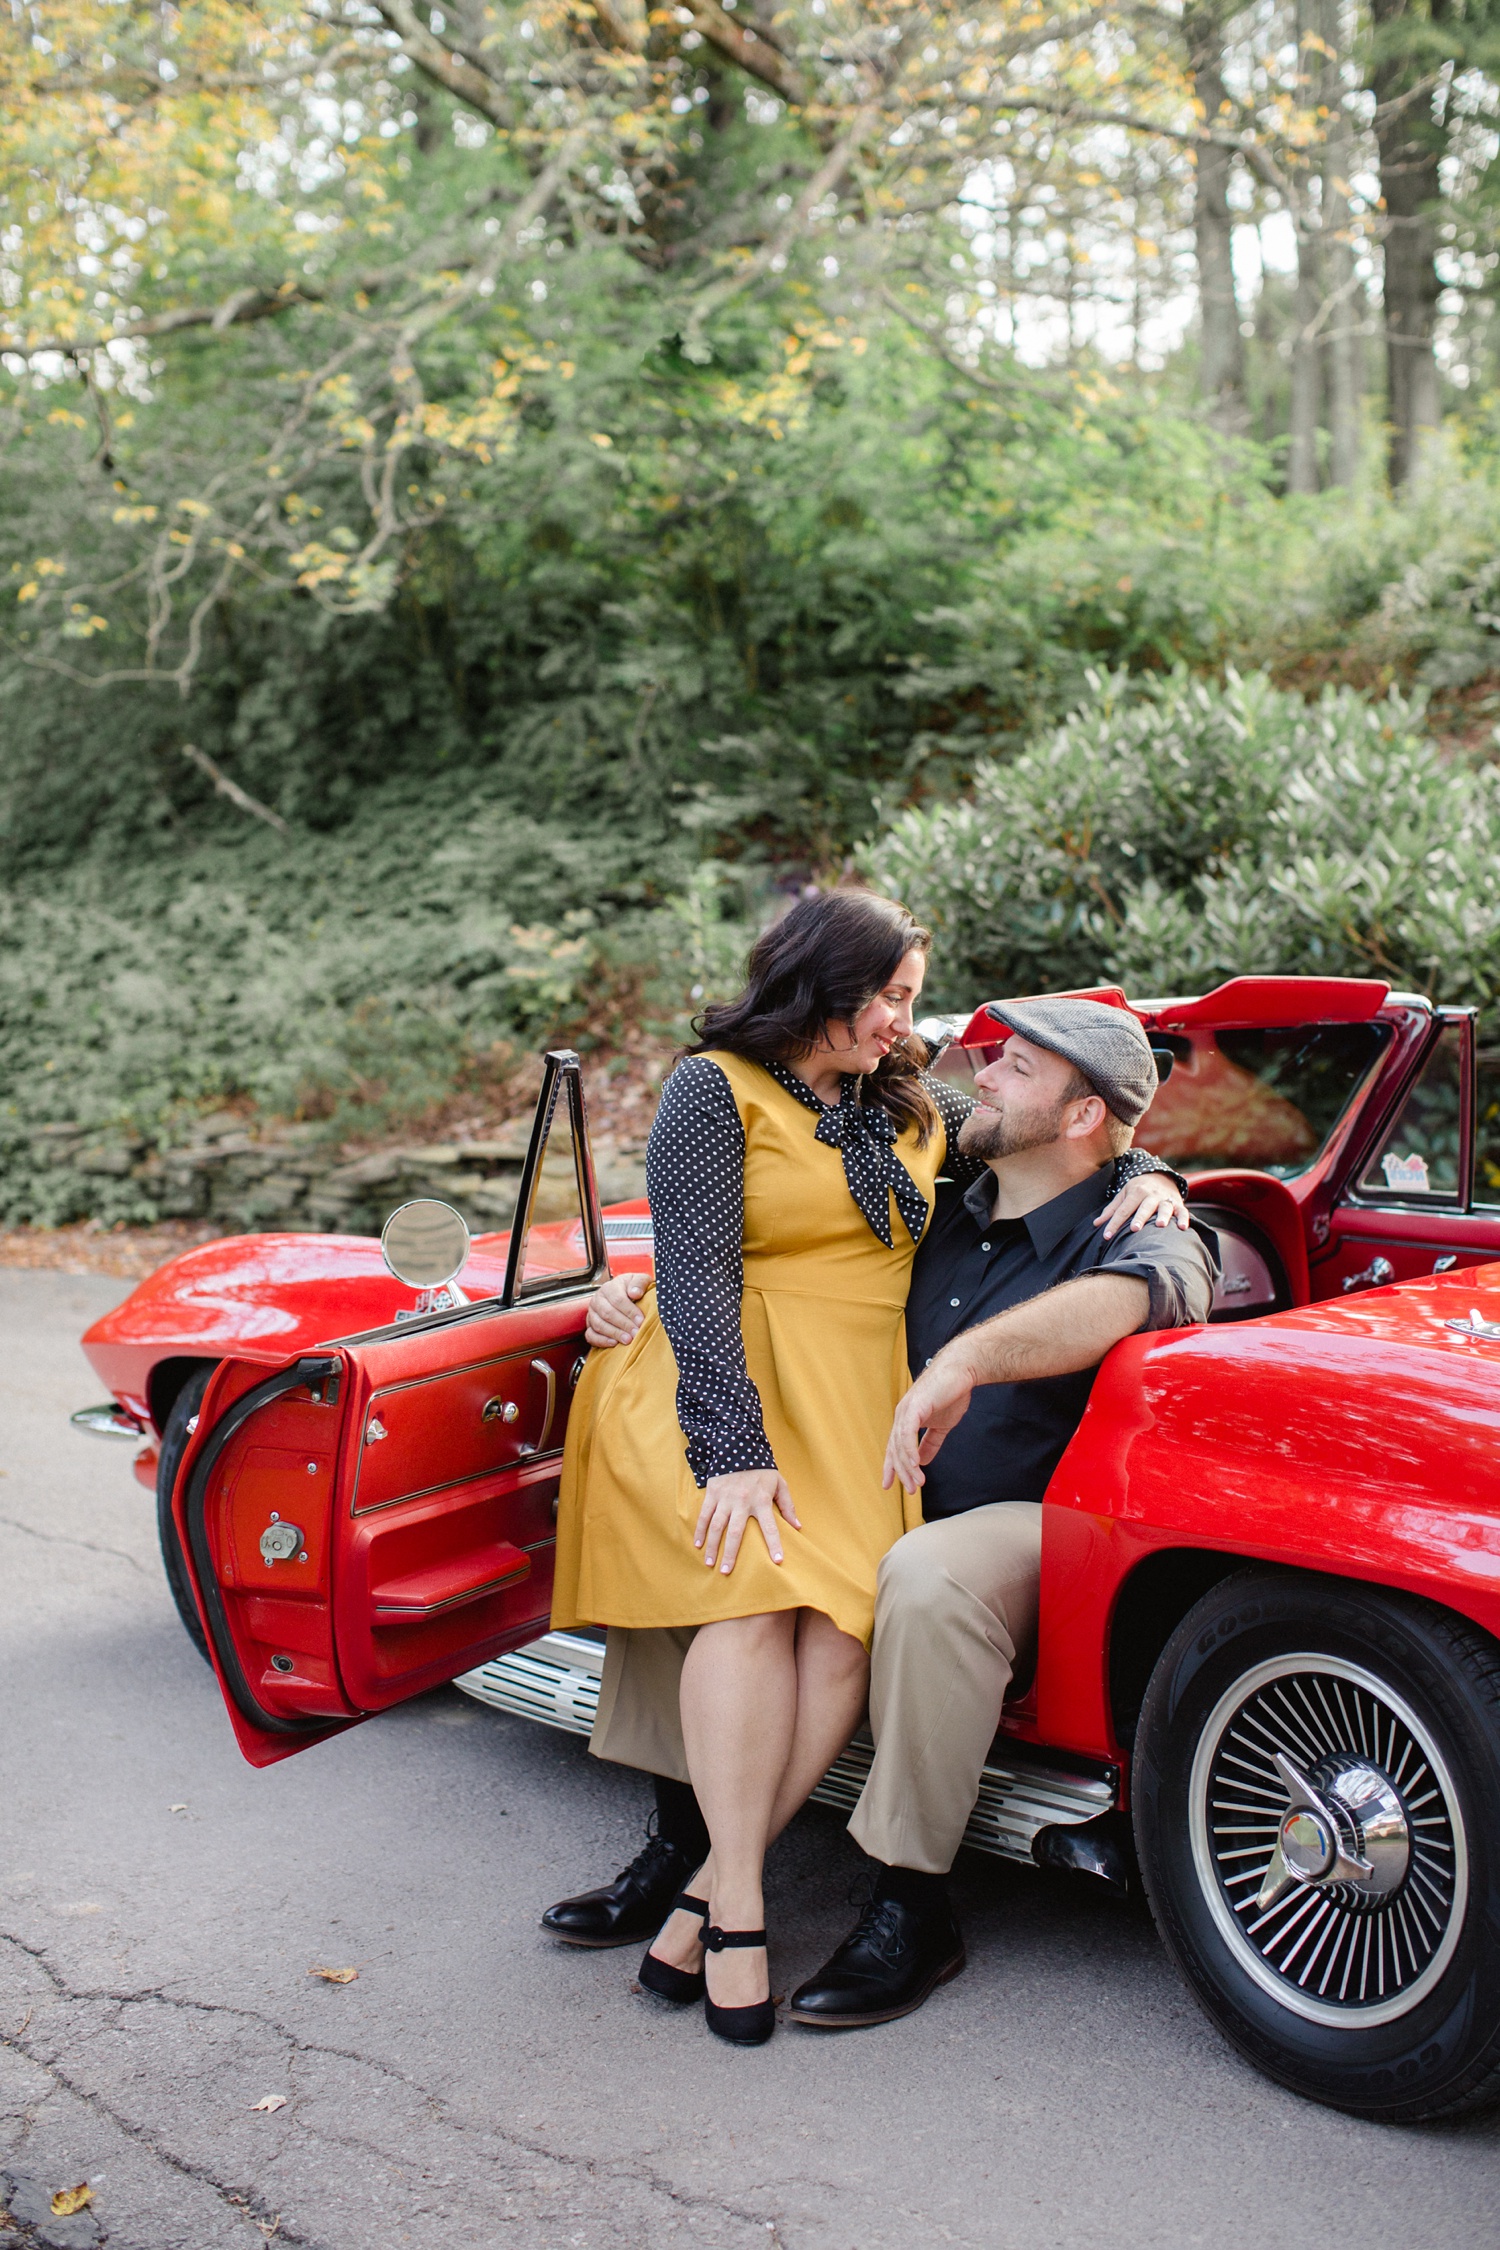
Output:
[1443,1308,1500,1342]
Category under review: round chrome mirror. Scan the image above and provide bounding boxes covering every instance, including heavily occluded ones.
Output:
[381,1199,471,1290]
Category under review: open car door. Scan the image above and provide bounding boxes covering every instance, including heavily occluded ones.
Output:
[171,1051,612,1767]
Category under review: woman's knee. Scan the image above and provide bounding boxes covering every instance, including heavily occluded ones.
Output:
[798,1607,868,1676]
[697,1609,795,1659]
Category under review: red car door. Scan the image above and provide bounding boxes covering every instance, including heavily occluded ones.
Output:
[172,1052,611,1767]
[1318,1009,1500,1293]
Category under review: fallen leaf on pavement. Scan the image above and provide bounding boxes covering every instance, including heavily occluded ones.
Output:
[51,2185,94,2217]
[169,1804,188,1814]
[249,2095,288,2113]
[309,1965,358,1983]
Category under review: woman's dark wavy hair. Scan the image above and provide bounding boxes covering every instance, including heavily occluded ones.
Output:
[686,887,938,1143]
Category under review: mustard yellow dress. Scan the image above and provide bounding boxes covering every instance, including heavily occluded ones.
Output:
[551,1051,948,1649]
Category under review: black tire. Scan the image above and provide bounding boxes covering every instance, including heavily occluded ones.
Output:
[1133,1569,1500,2121]
[156,1365,216,1664]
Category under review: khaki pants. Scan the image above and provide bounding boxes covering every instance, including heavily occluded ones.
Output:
[589,1501,1043,1876]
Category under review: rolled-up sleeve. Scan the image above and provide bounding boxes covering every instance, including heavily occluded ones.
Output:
[646,1056,778,1487]
[1098,1221,1219,1332]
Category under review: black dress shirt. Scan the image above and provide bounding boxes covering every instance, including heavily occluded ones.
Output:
[904,1165,1219,1518]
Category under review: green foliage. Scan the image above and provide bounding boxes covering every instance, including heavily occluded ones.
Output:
[869,668,1500,1025]
[10,283,1500,1225]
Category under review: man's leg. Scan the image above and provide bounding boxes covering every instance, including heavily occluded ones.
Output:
[788,1503,1042,2026]
[542,1627,709,1946]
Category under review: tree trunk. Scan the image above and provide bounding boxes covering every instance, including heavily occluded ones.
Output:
[1370,0,1448,485]
[1288,221,1323,491]
[1183,1,1246,427]
[1287,0,1323,492]
[1322,94,1363,487]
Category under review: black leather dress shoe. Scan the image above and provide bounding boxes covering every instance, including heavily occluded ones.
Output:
[787,1894,966,2028]
[541,1834,697,1948]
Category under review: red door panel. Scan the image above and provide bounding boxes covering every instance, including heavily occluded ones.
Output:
[350,1334,580,1515]
[174,1351,362,1768]
[176,1303,588,1767]
[337,1455,560,1708]
[1312,1206,1500,1299]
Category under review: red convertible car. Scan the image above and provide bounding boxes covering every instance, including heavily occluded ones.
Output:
[73,976,1500,2122]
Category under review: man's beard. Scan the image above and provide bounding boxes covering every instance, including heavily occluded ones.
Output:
[958,1095,1070,1162]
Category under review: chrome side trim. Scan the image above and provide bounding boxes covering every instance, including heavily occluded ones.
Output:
[454,1633,1115,1864]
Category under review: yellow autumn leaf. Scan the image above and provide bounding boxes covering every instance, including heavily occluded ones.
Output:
[250,2093,289,2111]
[309,1964,358,1982]
[51,2184,94,2216]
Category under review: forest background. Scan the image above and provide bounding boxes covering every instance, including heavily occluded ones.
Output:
[8,0,1500,1230]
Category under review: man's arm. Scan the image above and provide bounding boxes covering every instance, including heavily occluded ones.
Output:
[883,1273,1150,1493]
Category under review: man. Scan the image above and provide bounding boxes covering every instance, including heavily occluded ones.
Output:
[543,997,1217,2027]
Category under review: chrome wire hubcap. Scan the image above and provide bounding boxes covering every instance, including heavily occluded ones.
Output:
[1188,1655,1468,2029]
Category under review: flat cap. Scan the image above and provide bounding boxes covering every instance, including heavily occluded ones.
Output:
[982,995,1159,1126]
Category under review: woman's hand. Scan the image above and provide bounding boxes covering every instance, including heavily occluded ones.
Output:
[584,1272,649,1348]
[1095,1169,1189,1240]
[694,1469,802,1574]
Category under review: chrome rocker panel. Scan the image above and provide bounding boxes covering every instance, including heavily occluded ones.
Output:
[455,1630,1114,1864]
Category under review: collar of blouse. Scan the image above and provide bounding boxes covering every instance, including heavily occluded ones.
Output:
[762,1058,929,1250]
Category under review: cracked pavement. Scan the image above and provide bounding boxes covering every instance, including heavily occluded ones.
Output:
[3,1269,1498,2250]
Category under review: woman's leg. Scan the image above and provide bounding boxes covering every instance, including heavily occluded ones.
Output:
[678,1610,798,2007]
[651,1609,868,1982]
[768,1609,869,1835]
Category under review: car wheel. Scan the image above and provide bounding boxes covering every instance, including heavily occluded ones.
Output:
[1133,1569,1500,2121]
[156,1365,215,1664]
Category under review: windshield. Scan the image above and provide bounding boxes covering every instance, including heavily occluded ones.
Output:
[935,1019,1391,1180]
[1135,1024,1391,1177]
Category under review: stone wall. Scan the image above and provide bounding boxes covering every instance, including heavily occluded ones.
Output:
[25,1116,649,1239]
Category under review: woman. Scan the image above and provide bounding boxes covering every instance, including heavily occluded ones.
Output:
[551,891,1174,2043]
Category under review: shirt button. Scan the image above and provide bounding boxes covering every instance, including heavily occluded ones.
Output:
[980,1242,991,1253]
[950,1297,961,1308]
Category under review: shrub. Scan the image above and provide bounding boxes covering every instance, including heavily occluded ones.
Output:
[867,669,1500,1023]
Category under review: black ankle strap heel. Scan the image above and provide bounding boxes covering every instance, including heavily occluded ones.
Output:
[637,1890,712,2005]
[703,1927,775,2046]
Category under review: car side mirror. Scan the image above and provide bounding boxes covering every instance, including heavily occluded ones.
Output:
[381,1199,472,1319]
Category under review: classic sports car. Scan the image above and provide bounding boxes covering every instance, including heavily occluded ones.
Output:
[73,978,1500,2122]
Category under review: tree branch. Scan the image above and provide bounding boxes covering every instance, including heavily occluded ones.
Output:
[587,0,646,54]
[682,0,805,104]
[369,0,514,126]
[682,94,880,353]
[1,285,317,362]
[181,744,289,834]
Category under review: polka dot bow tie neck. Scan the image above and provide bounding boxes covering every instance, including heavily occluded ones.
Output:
[768,1064,929,1249]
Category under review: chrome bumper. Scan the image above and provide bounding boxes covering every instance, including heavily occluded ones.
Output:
[70,1402,147,1440]
[455,1631,1115,1866]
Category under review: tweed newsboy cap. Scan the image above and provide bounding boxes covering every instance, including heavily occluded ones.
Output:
[983,996,1159,1126]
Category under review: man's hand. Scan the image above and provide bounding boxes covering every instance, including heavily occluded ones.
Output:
[584,1271,649,1349]
[694,1468,803,1573]
[883,1351,977,1493]
[1096,1169,1189,1239]
[883,1273,1153,1493]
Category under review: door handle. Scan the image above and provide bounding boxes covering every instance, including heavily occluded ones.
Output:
[521,1357,557,1454]
[1343,1255,1395,1293]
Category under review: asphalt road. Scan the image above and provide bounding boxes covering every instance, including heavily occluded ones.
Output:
[3,1269,1499,2250]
